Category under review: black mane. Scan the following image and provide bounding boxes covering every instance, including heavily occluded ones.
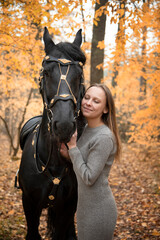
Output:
[57,42,86,65]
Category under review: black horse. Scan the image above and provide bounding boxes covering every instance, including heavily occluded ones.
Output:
[18,27,86,240]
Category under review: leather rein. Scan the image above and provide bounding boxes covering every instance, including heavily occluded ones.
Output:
[31,56,84,204]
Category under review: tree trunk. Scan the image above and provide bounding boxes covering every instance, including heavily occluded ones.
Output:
[80,0,86,43]
[90,0,107,84]
[112,0,126,87]
[140,0,149,95]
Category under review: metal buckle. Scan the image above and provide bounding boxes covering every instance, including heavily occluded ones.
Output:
[61,74,66,80]
[48,195,55,200]
[53,178,61,185]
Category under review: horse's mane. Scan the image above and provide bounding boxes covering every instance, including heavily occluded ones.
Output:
[57,42,86,65]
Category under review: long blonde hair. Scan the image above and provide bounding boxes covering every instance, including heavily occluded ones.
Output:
[86,83,121,160]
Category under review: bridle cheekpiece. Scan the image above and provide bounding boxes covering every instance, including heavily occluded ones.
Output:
[39,56,84,132]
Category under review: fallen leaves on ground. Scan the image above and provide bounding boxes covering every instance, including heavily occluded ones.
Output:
[0,136,159,239]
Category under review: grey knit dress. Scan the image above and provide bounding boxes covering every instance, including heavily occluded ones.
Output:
[69,124,117,240]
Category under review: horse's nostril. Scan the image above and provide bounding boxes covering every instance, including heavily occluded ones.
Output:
[53,120,76,139]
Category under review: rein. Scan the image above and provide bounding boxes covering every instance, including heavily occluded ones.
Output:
[32,122,68,205]
[29,56,84,204]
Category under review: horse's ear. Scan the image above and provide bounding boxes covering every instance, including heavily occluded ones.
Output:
[43,27,55,54]
[73,29,82,47]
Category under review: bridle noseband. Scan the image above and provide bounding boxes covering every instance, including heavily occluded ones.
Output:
[39,56,84,132]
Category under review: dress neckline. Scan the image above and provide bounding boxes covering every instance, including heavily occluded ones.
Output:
[85,124,107,131]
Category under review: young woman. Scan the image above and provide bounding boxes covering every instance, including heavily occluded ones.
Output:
[60,83,121,240]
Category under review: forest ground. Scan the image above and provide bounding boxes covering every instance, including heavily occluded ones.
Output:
[0,134,159,240]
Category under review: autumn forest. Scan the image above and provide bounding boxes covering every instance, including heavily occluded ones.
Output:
[0,0,159,239]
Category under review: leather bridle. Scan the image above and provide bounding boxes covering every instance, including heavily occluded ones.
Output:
[39,56,84,132]
[25,56,85,204]
[15,56,85,203]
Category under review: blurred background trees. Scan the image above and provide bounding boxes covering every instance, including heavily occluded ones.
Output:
[0,0,159,159]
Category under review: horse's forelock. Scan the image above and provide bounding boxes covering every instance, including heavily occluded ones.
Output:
[56,42,86,65]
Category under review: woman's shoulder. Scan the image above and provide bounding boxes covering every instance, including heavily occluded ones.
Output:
[98,125,112,135]
[87,126,115,153]
[97,126,115,146]
[85,124,114,141]
[78,125,116,152]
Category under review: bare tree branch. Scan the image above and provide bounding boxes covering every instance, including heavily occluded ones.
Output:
[0,115,15,150]
[16,88,33,152]
[0,88,33,156]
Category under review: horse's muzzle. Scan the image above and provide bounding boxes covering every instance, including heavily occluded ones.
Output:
[53,120,76,143]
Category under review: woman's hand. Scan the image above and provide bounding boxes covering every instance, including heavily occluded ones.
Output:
[60,130,77,160]
[67,130,77,149]
[60,143,70,160]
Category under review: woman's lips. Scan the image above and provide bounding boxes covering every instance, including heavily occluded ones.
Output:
[82,106,92,112]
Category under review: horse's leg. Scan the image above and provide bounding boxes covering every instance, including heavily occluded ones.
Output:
[65,217,77,240]
[65,198,77,240]
[54,216,77,240]
[48,207,77,240]
[22,193,42,240]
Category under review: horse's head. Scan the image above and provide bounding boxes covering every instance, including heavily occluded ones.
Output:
[39,27,86,143]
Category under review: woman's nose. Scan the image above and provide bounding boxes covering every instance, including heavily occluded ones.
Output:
[86,99,92,105]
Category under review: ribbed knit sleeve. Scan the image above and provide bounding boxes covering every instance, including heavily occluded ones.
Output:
[69,134,114,186]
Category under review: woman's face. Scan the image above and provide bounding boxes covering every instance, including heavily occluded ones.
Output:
[81,86,107,121]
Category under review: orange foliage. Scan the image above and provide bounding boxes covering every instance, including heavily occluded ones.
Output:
[0,0,159,158]
[102,0,160,156]
[0,0,92,154]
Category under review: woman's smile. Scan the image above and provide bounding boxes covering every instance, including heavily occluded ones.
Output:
[82,106,93,112]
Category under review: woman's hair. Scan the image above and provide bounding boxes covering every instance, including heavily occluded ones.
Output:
[86,83,121,160]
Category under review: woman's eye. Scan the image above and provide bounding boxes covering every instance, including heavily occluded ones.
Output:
[93,99,100,103]
[84,96,89,100]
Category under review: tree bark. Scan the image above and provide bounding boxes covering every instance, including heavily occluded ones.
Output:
[90,0,107,84]
[80,0,86,43]
[140,0,149,95]
[112,0,126,87]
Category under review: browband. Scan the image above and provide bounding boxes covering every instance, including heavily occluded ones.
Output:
[43,55,83,67]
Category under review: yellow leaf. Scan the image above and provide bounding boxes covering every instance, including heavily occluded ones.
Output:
[141,222,147,227]
[152,229,160,236]
[97,40,105,49]
[96,63,103,70]
[8,209,15,215]
[93,20,98,26]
